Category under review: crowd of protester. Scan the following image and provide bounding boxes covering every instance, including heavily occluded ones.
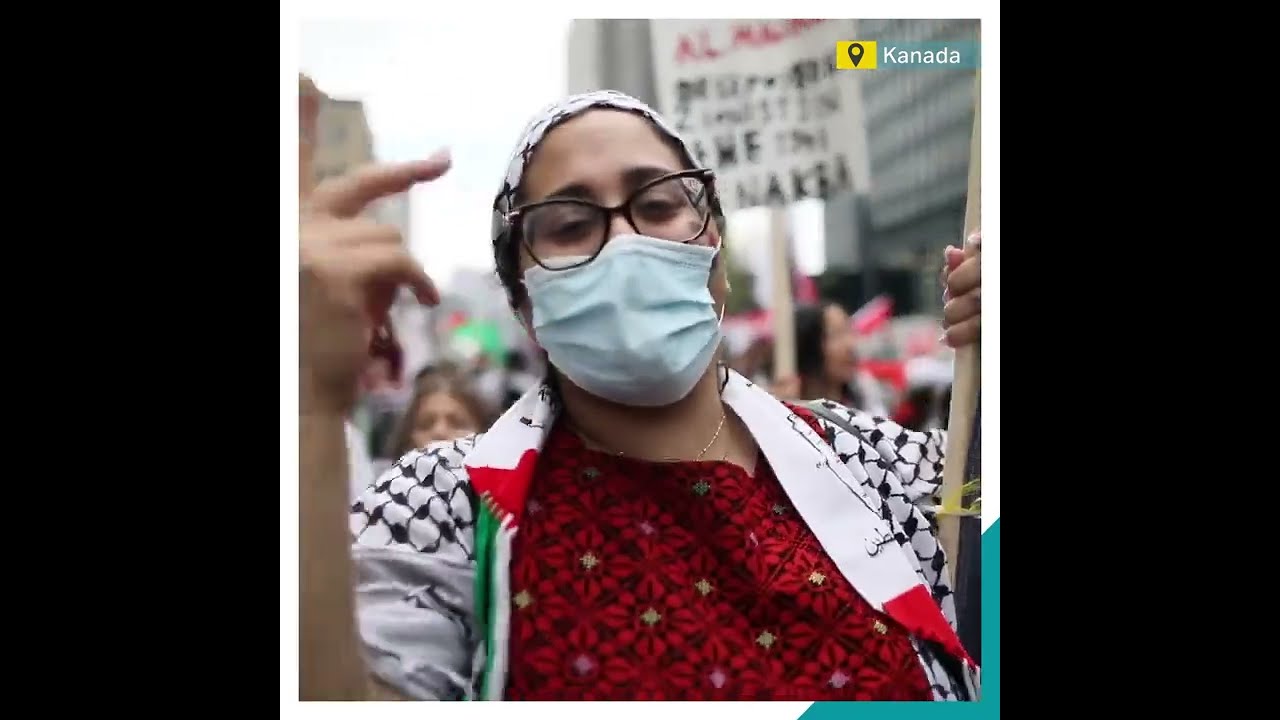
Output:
[346,300,953,497]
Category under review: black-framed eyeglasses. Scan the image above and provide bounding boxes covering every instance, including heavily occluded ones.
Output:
[505,168,717,272]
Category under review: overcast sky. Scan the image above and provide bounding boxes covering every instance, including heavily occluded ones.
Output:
[299,18,825,298]
[300,18,571,290]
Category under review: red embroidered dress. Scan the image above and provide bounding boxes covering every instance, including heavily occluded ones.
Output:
[504,409,933,701]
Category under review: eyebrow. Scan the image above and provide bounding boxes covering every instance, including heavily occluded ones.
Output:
[540,165,681,204]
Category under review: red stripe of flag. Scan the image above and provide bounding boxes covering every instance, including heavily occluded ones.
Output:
[793,270,819,304]
[851,294,894,335]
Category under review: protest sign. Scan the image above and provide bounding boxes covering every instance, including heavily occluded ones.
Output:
[650,19,871,212]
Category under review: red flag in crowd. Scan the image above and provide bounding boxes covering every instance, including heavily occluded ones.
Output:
[851,294,893,335]
[859,358,907,391]
[793,270,819,304]
[904,329,940,358]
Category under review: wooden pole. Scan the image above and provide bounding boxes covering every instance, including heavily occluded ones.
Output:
[769,206,797,379]
[938,72,981,567]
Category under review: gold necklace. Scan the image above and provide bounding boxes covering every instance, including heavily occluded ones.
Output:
[570,411,728,462]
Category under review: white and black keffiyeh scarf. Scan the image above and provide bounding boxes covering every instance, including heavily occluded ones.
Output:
[489,90,701,268]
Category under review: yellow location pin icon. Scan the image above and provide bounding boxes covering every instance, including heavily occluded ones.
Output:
[847,42,864,67]
[836,41,878,70]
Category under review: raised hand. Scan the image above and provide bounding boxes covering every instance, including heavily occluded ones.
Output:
[941,231,981,348]
[298,76,450,414]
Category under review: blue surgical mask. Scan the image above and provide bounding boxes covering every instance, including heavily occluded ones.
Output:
[523,234,722,407]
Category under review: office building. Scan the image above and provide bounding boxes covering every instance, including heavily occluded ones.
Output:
[839,18,980,314]
[309,92,428,375]
[566,19,659,104]
[312,96,375,184]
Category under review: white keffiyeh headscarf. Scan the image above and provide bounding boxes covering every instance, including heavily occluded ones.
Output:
[488,90,711,307]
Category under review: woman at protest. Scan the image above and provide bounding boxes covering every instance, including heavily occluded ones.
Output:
[354,331,409,466]
[384,372,493,460]
[769,302,889,417]
[300,90,983,701]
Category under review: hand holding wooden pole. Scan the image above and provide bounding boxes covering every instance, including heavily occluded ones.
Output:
[938,72,981,567]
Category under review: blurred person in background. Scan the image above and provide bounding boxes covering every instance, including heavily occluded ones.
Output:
[467,352,501,408]
[414,360,460,385]
[500,349,540,411]
[344,421,376,502]
[382,373,494,465]
[768,303,889,417]
[463,346,543,417]
[892,386,937,432]
[412,358,458,386]
[301,90,983,701]
[894,356,953,431]
[731,335,776,387]
[937,385,952,431]
[356,330,410,464]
